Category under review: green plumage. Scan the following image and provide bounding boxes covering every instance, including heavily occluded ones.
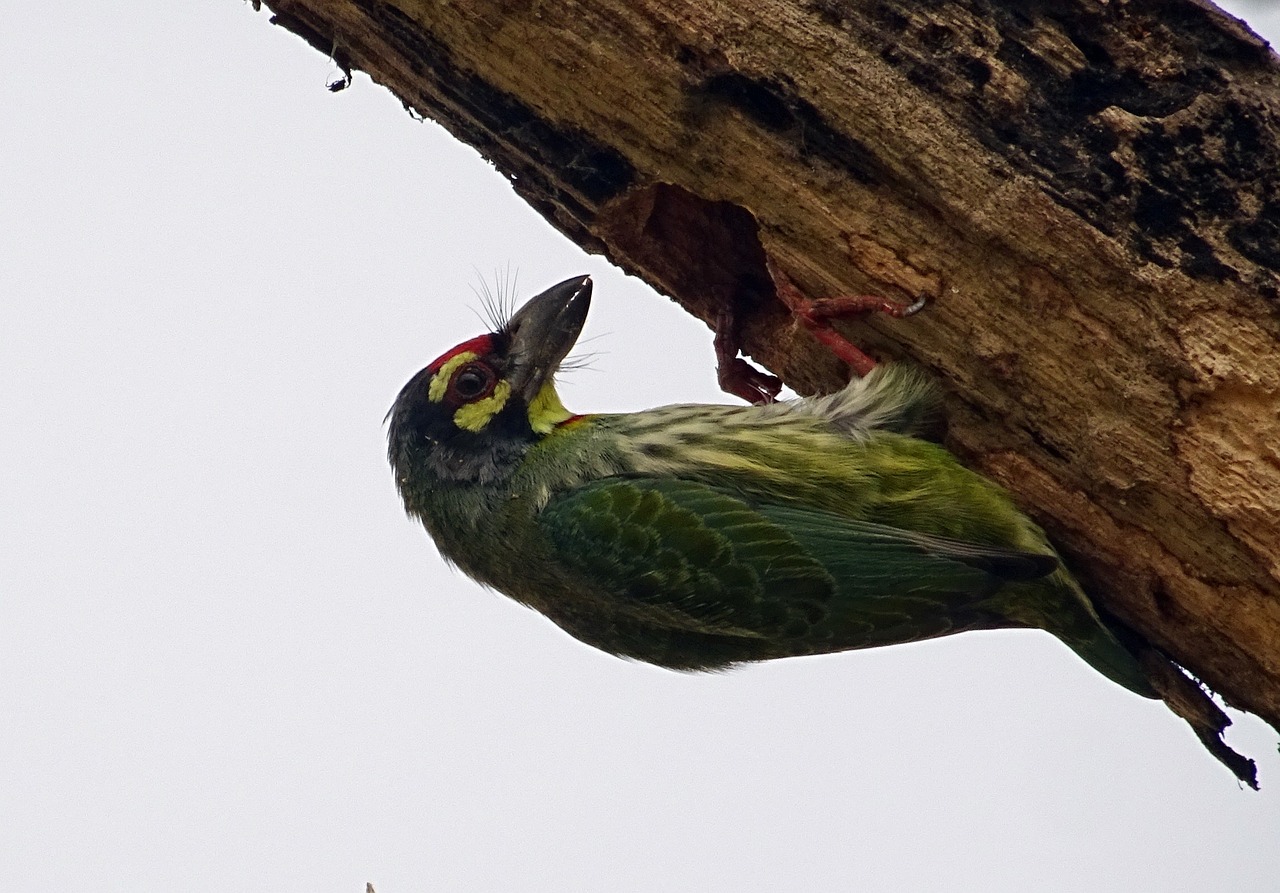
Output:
[387,277,1155,698]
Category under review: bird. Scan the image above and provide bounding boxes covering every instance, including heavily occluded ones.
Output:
[386,274,1157,696]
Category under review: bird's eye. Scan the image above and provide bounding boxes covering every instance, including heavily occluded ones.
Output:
[450,363,495,402]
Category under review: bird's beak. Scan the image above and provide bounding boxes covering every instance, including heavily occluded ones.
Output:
[504,275,592,401]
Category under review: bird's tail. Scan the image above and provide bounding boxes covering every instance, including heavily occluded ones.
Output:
[995,573,1259,788]
[993,571,1157,698]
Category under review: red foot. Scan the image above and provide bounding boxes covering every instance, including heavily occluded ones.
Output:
[714,309,782,405]
[767,260,926,378]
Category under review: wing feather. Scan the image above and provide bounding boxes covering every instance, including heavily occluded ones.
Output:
[539,477,1057,645]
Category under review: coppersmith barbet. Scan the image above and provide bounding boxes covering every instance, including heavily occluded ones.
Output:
[386,275,1157,696]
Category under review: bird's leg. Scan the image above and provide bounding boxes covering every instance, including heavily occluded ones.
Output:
[711,262,925,403]
[767,259,927,378]
[714,308,782,405]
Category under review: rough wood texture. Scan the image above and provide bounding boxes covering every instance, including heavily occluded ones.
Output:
[255,1,1280,740]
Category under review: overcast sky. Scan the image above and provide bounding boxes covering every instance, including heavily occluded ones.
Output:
[3,3,1279,892]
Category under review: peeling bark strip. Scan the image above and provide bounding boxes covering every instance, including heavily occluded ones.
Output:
[256,1,1280,738]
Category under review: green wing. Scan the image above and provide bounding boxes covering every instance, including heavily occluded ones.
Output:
[539,477,1057,647]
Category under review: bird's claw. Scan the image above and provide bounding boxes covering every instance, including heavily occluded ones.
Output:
[709,262,927,403]
[714,309,782,405]
[719,356,782,405]
[766,259,928,378]
[804,293,928,321]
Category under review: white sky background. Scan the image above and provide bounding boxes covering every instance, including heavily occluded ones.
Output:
[3,2,1279,891]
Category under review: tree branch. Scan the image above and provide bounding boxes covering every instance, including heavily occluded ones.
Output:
[253,0,1280,746]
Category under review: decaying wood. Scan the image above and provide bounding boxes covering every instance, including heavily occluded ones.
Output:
[252,0,1280,768]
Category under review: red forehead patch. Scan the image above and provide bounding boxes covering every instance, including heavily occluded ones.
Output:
[426,334,496,373]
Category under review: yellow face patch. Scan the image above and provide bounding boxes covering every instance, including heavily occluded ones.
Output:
[427,351,571,434]
[453,380,511,432]
[527,381,573,434]
[425,350,513,432]
[427,352,477,403]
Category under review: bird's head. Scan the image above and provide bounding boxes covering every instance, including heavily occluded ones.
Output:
[387,275,592,486]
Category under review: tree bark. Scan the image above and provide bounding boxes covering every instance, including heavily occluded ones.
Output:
[254,0,1280,738]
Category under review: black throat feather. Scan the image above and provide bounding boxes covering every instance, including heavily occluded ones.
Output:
[388,393,537,489]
